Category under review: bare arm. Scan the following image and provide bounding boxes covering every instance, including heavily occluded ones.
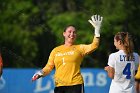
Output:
[104,66,115,79]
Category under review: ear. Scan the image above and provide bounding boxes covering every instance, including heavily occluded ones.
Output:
[118,40,122,45]
[63,32,65,37]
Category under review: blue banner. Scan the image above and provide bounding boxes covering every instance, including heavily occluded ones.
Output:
[0,68,111,93]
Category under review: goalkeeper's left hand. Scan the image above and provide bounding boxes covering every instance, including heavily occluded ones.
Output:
[88,14,103,37]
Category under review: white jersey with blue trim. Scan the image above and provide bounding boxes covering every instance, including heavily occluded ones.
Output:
[108,50,139,93]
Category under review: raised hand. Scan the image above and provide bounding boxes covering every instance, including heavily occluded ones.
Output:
[88,15,103,37]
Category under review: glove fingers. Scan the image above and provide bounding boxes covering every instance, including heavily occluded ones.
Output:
[91,15,96,23]
[97,15,100,21]
[88,20,95,27]
[99,15,103,22]
[97,15,102,21]
[100,16,103,22]
[92,14,102,21]
[94,14,97,21]
[32,74,40,81]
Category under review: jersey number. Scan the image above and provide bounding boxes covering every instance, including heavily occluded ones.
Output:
[123,63,131,79]
[62,57,66,65]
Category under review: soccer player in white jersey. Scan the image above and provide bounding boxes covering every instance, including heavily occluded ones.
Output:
[104,32,139,93]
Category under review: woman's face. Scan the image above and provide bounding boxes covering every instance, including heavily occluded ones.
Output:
[63,26,77,44]
[114,38,120,50]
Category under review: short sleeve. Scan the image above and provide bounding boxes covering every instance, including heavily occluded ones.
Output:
[134,53,140,70]
[108,53,115,68]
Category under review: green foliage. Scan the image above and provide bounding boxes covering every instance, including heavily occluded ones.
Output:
[0,0,45,67]
[48,12,93,44]
[0,0,139,68]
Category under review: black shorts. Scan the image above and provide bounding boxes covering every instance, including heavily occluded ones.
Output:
[54,84,84,93]
[135,79,140,83]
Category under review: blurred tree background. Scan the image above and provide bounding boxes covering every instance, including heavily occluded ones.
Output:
[0,0,140,68]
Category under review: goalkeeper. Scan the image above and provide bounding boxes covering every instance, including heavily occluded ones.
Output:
[32,14,103,93]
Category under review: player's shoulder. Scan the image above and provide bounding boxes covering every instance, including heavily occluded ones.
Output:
[113,50,124,55]
[108,51,121,59]
[53,44,80,51]
[133,52,139,60]
[77,44,86,49]
[133,52,139,56]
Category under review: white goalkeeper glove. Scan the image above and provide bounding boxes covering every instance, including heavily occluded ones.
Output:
[32,70,44,81]
[88,15,103,37]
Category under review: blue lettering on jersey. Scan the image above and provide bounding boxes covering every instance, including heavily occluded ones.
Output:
[120,55,135,61]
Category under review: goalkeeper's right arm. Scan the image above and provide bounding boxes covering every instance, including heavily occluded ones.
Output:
[31,62,54,81]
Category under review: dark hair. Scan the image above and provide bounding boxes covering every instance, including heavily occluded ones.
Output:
[114,32,134,60]
[63,25,76,32]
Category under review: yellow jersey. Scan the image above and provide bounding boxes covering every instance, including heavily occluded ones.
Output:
[135,63,140,79]
[42,36,99,87]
